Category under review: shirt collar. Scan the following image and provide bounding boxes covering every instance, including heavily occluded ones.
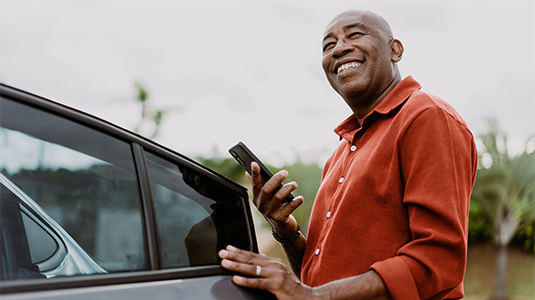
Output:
[334,76,422,142]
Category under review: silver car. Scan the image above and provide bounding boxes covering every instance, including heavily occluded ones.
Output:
[1,173,107,277]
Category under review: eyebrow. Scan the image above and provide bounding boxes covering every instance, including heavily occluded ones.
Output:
[322,22,371,43]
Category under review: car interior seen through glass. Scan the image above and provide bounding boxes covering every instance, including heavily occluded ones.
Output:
[144,150,251,268]
[0,97,147,279]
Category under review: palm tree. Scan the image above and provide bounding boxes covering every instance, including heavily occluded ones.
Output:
[471,120,535,300]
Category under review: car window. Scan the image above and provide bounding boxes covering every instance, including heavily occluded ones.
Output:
[144,151,251,269]
[0,97,148,280]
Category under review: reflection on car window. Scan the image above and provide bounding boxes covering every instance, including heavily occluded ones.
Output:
[0,97,148,280]
[1,185,46,280]
[144,151,251,269]
[21,212,58,265]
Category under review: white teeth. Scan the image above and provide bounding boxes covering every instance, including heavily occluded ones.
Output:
[337,62,362,74]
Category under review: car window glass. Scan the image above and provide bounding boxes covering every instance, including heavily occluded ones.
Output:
[21,212,58,264]
[1,185,46,280]
[144,151,251,269]
[0,97,148,280]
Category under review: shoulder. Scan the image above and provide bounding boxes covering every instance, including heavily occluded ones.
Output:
[402,89,470,132]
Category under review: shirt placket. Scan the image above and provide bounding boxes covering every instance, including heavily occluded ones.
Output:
[313,129,362,260]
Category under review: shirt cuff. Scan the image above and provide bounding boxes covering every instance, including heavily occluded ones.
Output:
[370,256,419,300]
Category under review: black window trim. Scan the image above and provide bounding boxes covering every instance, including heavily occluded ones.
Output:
[0,266,236,294]
[131,143,160,271]
[0,83,259,294]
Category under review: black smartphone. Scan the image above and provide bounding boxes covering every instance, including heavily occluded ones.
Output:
[229,141,294,204]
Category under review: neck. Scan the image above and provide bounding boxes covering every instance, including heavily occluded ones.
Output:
[348,73,402,125]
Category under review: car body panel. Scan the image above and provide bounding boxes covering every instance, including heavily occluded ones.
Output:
[0,275,274,300]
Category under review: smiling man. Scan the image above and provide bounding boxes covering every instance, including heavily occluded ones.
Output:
[220,10,478,300]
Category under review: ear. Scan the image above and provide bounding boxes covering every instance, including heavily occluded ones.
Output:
[391,39,404,63]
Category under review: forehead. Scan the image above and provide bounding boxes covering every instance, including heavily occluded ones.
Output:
[323,11,389,40]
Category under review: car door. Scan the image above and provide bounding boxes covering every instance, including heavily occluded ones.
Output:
[0,84,275,299]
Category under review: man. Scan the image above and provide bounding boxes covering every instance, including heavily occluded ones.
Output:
[219,10,477,300]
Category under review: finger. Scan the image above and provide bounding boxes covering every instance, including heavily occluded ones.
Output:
[255,181,291,214]
[232,275,270,290]
[272,181,298,203]
[251,162,289,196]
[219,245,269,265]
[250,162,262,189]
[262,170,289,193]
[249,162,264,201]
[278,195,304,216]
[256,171,289,211]
[221,259,267,278]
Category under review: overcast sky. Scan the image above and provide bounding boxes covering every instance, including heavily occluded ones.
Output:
[1,0,534,167]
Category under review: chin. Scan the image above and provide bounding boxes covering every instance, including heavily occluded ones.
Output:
[337,82,368,99]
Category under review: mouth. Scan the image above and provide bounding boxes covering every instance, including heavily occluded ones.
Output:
[337,61,363,75]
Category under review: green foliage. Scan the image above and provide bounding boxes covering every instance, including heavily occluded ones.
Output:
[133,83,171,139]
[468,201,494,243]
[195,156,248,185]
[196,156,322,228]
[271,160,322,227]
[135,83,148,103]
[513,220,535,252]
[469,119,535,252]
[154,110,163,126]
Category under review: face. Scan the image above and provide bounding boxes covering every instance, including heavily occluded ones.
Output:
[322,11,402,105]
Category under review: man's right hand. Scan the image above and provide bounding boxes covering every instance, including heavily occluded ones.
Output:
[247,162,304,239]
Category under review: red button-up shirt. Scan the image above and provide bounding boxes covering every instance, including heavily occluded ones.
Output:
[301,76,477,299]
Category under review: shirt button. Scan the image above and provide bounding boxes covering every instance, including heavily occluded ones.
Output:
[339,177,344,183]
[327,211,331,218]
[350,145,357,152]
[315,248,320,255]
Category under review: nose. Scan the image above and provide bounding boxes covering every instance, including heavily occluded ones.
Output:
[332,39,353,58]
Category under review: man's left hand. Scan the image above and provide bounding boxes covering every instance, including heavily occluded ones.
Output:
[219,245,314,300]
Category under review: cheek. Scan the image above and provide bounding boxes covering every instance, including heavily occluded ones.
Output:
[321,56,331,75]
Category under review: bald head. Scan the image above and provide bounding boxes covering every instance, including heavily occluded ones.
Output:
[325,10,394,44]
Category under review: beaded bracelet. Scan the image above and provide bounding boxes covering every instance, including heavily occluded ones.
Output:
[272,223,301,243]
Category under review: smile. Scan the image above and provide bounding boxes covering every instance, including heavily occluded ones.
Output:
[337,61,362,74]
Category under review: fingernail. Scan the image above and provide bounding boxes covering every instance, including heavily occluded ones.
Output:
[227,245,237,252]
[221,259,231,268]
[219,250,228,258]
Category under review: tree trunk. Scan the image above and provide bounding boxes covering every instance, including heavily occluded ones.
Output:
[491,207,518,300]
[491,243,508,300]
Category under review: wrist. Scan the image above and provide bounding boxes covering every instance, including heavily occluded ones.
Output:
[272,223,301,243]
[269,216,299,239]
[309,286,328,300]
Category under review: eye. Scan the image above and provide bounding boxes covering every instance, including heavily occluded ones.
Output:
[323,42,336,53]
[348,31,364,39]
